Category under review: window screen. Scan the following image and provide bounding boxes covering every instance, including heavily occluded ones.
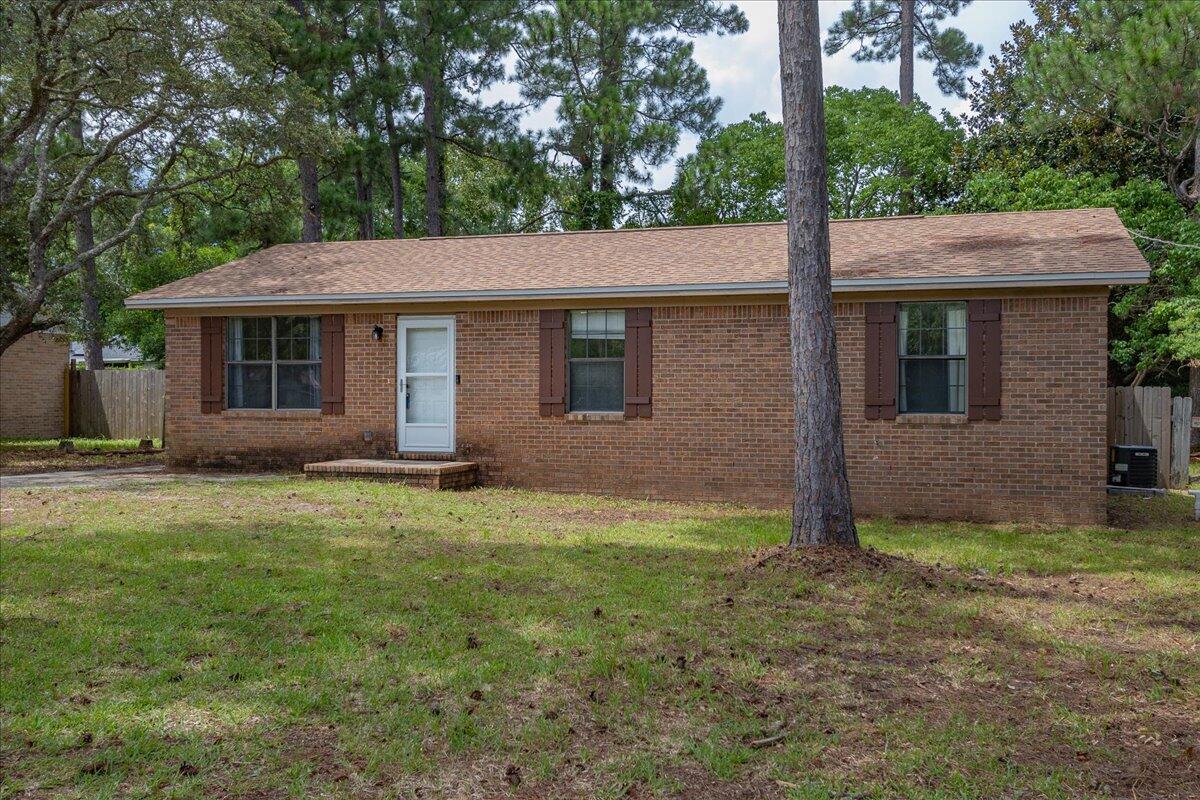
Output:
[898,302,966,414]
[568,310,624,412]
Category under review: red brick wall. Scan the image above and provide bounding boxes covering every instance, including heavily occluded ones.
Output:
[165,294,1108,523]
[0,332,69,438]
[164,313,397,467]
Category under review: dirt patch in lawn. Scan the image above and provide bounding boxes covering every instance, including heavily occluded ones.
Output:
[735,544,1199,798]
[0,447,163,476]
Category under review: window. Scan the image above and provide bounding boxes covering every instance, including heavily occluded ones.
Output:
[899,302,966,414]
[568,310,624,412]
[227,316,321,409]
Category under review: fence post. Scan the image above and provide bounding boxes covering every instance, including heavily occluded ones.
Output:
[1171,397,1193,489]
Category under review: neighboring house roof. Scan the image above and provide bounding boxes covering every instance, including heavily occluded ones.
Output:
[69,341,145,364]
[0,311,68,335]
[127,208,1151,310]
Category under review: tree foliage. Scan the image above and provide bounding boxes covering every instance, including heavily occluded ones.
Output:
[1018,0,1200,213]
[0,0,316,354]
[515,0,747,230]
[669,89,961,225]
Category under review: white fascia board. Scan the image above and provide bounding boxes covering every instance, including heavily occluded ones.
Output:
[124,270,1150,310]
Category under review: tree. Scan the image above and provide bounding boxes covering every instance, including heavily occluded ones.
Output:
[825,87,961,217]
[516,0,747,230]
[1019,0,1200,214]
[670,113,786,226]
[668,89,961,225]
[778,1,858,547]
[824,0,983,103]
[403,0,524,237]
[963,0,1157,183]
[825,0,980,214]
[0,0,313,355]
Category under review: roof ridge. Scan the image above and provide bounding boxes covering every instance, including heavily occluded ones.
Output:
[262,207,1118,249]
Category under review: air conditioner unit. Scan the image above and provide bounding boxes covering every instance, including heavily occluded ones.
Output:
[1109,445,1157,489]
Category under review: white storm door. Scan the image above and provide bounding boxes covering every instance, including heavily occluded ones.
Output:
[397,317,455,452]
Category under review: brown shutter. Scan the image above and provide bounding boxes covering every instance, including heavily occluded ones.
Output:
[624,307,652,418]
[864,302,898,420]
[538,310,566,416]
[321,314,345,415]
[199,316,225,414]
[967,299,1002,420]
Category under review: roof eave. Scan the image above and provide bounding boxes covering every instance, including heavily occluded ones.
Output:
[124,270,1150,310]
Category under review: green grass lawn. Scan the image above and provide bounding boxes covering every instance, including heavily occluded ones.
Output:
[0,438,162,476]
[1,481,1197,799]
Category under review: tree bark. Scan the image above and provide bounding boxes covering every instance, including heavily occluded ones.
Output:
[69,114,105,370]
[354,164,375,240]
[297,156,323,242]
[379,0,405,239]
[897,0,915,215]
[423,70,445,237]
[778,0,858,548]
[421,3,446,238]
[898,0,914,106]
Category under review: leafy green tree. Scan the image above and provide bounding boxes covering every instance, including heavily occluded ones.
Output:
[670,113,786,226]
[1019,0,1200,214]
[958,167,1200,388]
[669,89,961,225]
[0,0,316,354]
[963,0,1157,182]
[825,87,961,217]
[515,0,747,230]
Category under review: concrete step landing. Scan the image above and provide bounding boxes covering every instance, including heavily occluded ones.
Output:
[303,458,478,490]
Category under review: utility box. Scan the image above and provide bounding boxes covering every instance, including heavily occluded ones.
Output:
[1109,445,1158,489]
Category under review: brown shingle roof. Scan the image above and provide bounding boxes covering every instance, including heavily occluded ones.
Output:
[127,208,1149,308]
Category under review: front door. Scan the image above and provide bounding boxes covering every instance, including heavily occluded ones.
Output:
[397,317,455,452]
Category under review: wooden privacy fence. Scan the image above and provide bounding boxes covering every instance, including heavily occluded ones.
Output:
[69,369,164,440]
[1107,386,1193,489]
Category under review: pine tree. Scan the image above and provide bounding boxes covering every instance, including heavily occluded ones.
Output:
[824,0,980,214]
[402,0,523,237]
[515,0,747,230]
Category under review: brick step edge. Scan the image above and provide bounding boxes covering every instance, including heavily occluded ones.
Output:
[394,452,458,461]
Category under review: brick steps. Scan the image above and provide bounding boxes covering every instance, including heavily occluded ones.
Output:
[303,458,478,490]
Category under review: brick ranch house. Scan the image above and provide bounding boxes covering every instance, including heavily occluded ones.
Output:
[127,208,1150,524]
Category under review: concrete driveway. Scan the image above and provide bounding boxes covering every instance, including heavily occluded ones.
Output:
[0,465,279,491]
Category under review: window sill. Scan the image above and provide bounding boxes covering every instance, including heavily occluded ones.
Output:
[894,413,968,426]
[564,411,626,423]
[222,408,323,418]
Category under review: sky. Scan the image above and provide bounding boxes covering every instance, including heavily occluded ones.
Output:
[489,0,1036,188]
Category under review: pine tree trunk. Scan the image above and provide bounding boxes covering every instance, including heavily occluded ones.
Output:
[297,156,323,242]
[897,0,915,215]
[69,114,105,370]
[354,165,374,240]
[899,0,914,105]
[423,70,445,237]
[778,0,858,548]
[377,0,405,239]
[384,112,405,238]
[598,143,616,230]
